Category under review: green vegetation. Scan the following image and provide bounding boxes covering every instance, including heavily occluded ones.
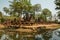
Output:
[0,0,60,40]
[57,11,60,19]
[55,0,60,9]
[42,8,52,22]
[0,0,60,24]
[54,0,60,23]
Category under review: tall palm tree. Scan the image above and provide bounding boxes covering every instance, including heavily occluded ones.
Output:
[33,4,41,21]
[33,4,41,12]
[9,0,32,17]
[42,8,51,22]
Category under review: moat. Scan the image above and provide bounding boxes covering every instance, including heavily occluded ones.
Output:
[0,28,60,40]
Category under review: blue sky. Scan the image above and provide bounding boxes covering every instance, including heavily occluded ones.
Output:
[0,0,56,15]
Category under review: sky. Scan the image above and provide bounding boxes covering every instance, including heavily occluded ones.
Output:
[0,0,56,15]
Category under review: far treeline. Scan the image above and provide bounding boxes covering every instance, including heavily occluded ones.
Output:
[0,0,60,24]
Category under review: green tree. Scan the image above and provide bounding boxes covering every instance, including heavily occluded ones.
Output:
[3,7,9,14]
[33,4,41,12]
[3,0,41,22]
[54,0,60,9]
[9,0,32,17]
[0,11,4,23]
[42,8,51,22]
[39,14,45,22]
[57,11,60,19]
[9,0,20,17]
[33,4,41,20]
[0,11,3,17]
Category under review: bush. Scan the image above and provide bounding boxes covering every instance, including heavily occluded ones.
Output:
[1,18,5,23]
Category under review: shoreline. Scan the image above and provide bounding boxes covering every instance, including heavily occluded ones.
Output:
[0,23,60,33]
[0,23,60,29]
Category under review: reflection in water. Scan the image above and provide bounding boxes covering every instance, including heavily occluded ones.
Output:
[35,34,44,40]
[0,29,60,40]
[43,31,52,40]
[35,29,60,40]
[55,29,60,37]
[50,29,60,40]
[16,33,19,38]
[0,34,13,40]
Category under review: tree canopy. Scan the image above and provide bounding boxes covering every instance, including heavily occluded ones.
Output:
[0,11,3,17]
[42,8,52,22]
[57,11,60,19]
